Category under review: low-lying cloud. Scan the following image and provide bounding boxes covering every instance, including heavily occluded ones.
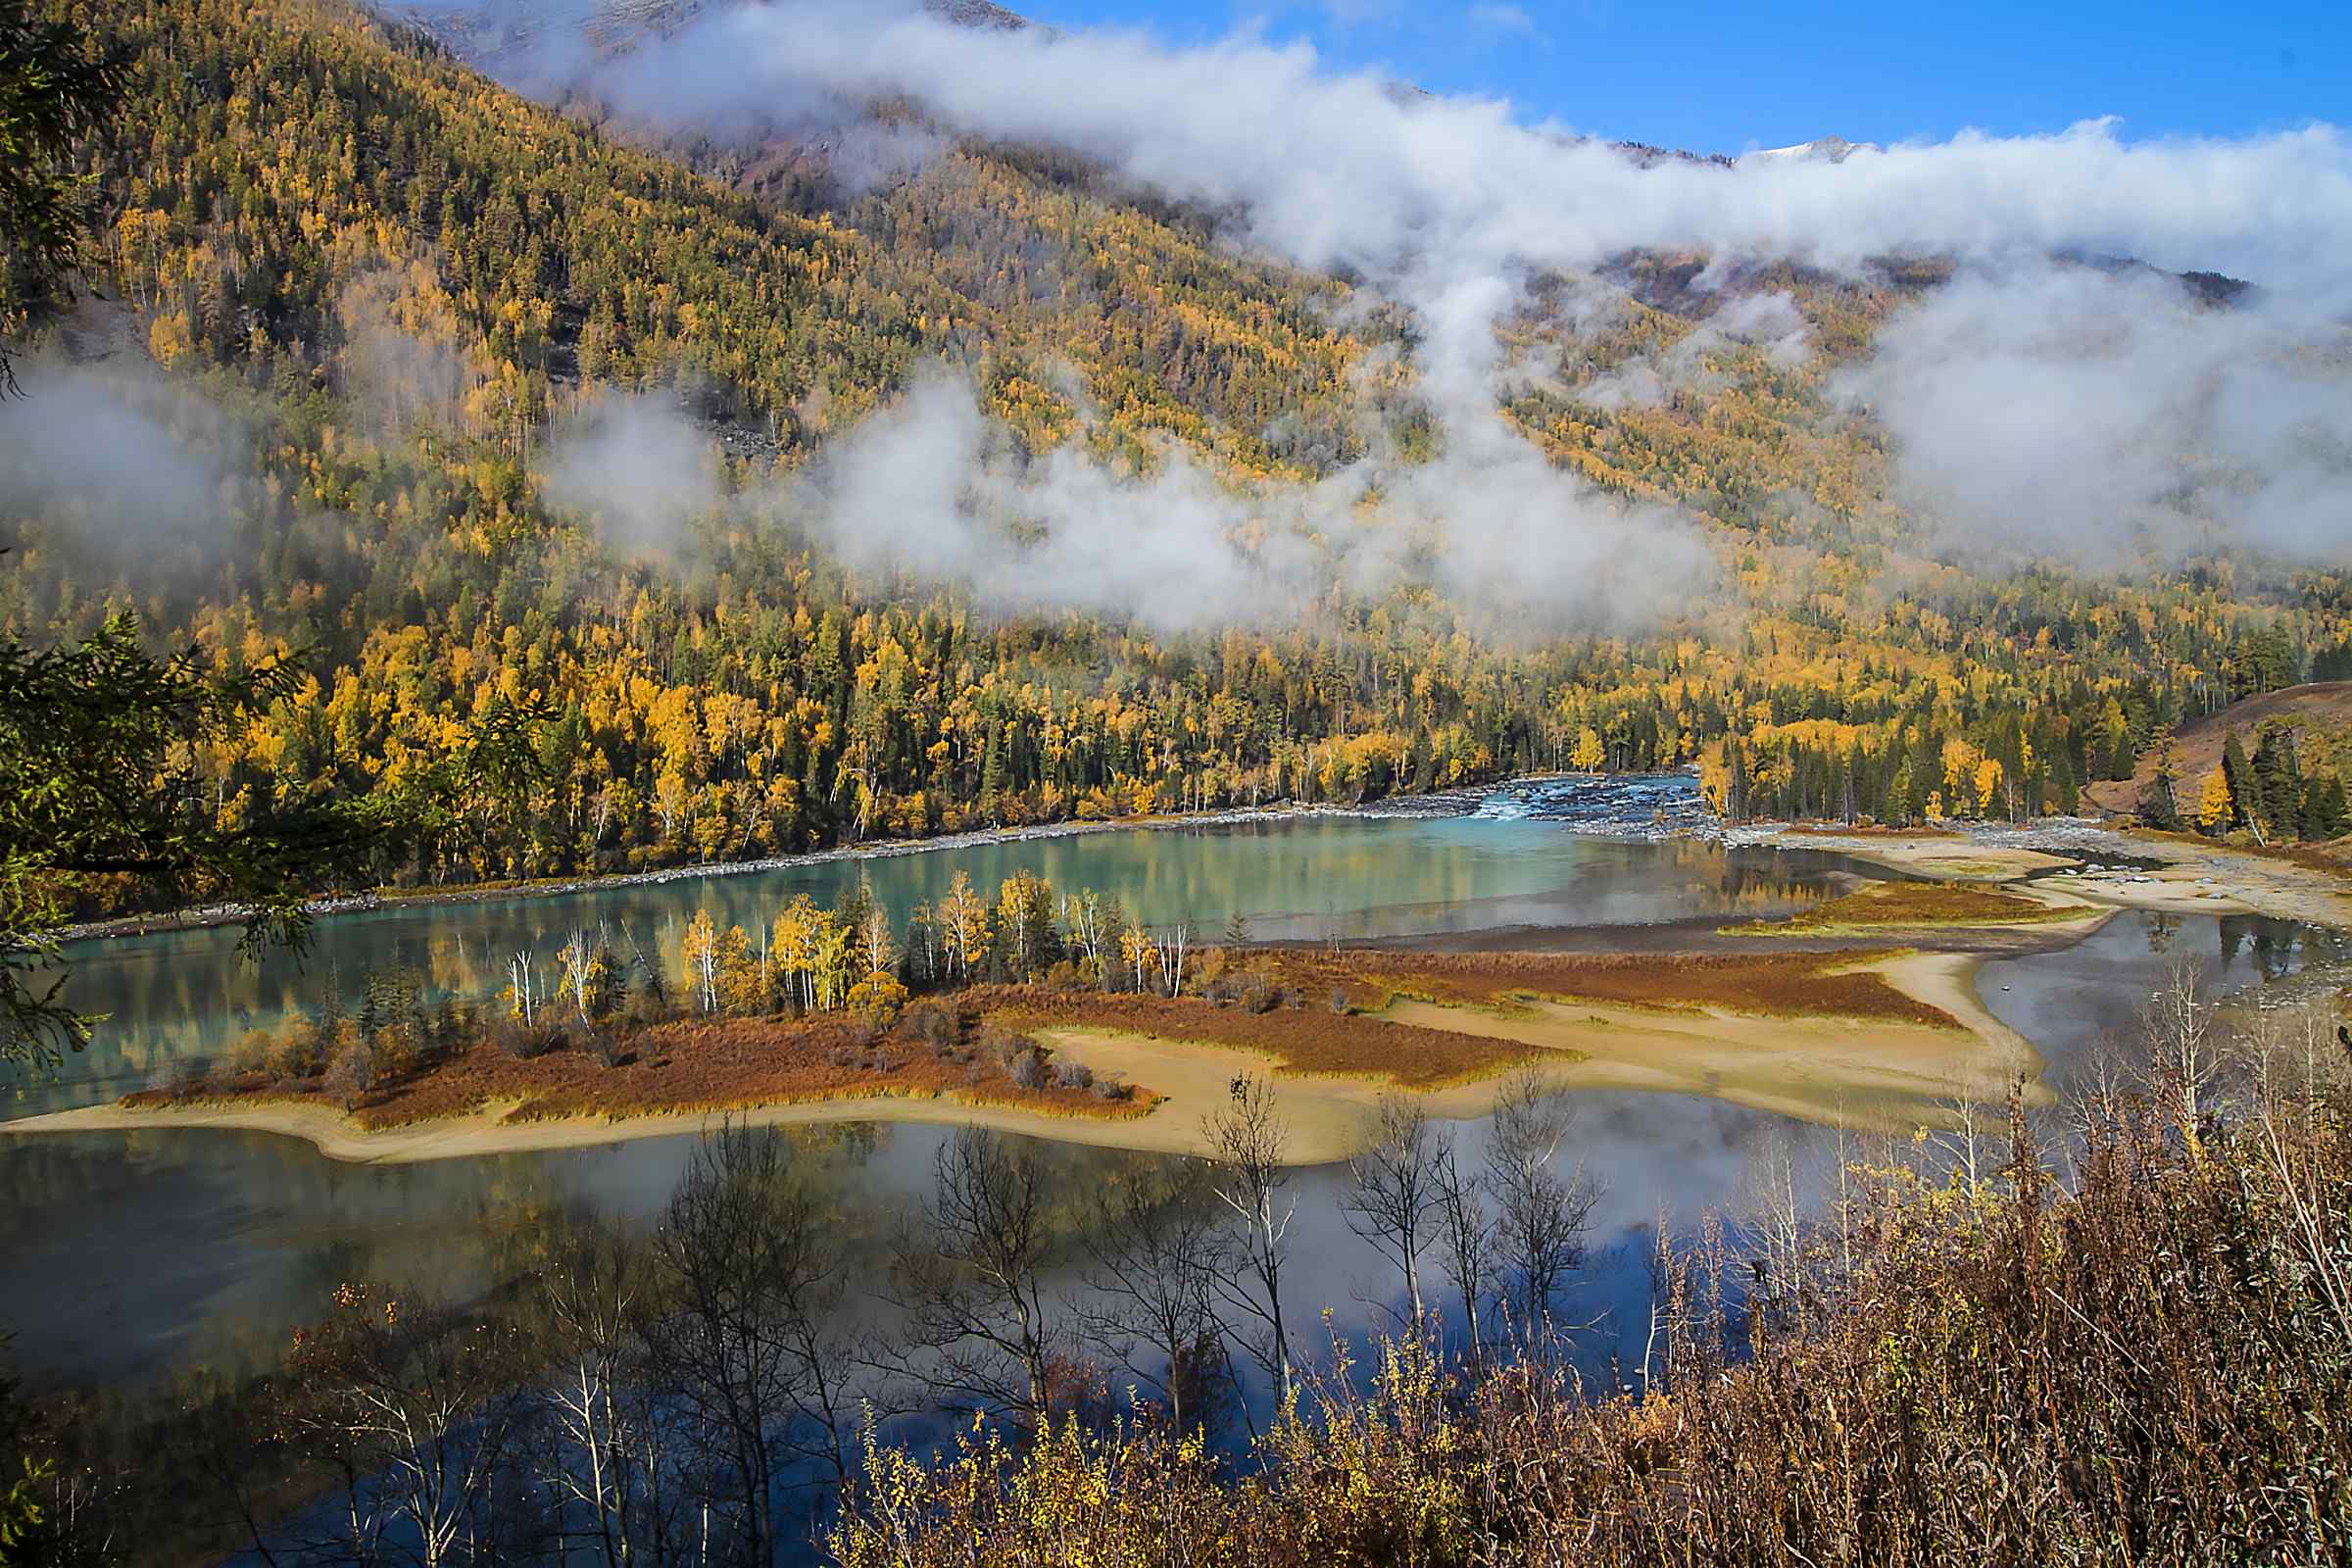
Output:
[473,0,2352,589]
[539,391,728,558]
[1838,267,2352,566]
[791,371,1712,634]
[0,359,248,553]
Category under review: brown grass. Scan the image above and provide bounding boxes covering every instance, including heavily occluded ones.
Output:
[972,987,1545,1090]
[1722,879,2081,935]
[1256,949,1960,1029]
[125,1013,1152,1131]
[1781,822,1964,838]
[830,1078,2352,1567]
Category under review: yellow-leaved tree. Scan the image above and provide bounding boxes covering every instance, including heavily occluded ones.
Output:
[680,909,719,1013]
[940,870,993,981]
[2196,768,2234,833]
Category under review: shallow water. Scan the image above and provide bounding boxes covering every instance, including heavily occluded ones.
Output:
[11,786,1864,1121]
[2,784,2339,1400]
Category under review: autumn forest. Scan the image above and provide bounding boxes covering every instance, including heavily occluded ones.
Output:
[4,0,2351,926]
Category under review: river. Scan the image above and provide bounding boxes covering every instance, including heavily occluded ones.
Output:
[2,780,2341,1400]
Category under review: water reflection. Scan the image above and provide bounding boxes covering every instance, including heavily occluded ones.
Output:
[12,822,1865,1119]
[7,805,2343,1409]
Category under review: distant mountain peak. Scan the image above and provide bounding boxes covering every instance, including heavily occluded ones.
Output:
[1741,135,1878,166]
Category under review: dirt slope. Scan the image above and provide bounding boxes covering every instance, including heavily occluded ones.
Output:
[2083,682,2352,816]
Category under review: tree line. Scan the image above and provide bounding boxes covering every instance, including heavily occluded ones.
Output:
[10,0,2352,914]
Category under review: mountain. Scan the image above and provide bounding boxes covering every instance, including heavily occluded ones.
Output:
[383,0,1027,68]
[1740,134,1879,164]
[5,0,2347,908]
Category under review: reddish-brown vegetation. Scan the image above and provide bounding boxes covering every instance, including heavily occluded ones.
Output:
[122,948,1968,1135]
[1726,879,2079,934]
[125,1012,1152,1131]
[1259,949,1961,1028]
[973,986,1546,1089]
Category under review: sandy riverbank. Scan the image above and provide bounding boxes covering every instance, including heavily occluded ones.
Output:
[1740,823,2352,929]
[3,949,2035,1163]
[0,1090,1226,1166]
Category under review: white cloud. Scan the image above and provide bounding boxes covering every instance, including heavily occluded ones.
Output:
[538,392,725,558]
[1466,3,1537,35]
[1835,265,2352,566]
[787,370,1710,633]
[487,0,2352,585]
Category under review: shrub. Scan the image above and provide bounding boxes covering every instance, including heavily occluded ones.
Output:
[1008,1049,1049,1090]
[622,992,672,1031]
[269,1029,327,1082]
[904,1002,959,1048]
[1091,1073,1128,1101]
[320,1038,376,1110]
[981,1027,1037,1069]
[1053,1058,1095,1091]
[227,1030,274,1078]
[1238,976,1280,1014]
[846,970,909,1030]
[492,1016,563,1059]
[370,1020,428,1079]
[580,1025,625,1069]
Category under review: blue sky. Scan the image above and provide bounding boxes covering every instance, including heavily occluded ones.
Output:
[1013,0,2349,155]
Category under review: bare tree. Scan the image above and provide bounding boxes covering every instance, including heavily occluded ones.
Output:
[279,1284,527,1568]
[1077,1153,1230,1431]
[1204,1073,1297,1412]
[536,1230,653,1568]
[1342,1094,1444,1330]
[2142,954,2221,1156]
[1923,1090,1995,1194]
[890,1127,1062,1430]
[530,1226,717,1568]
[1638,1202,1674,1397]
[1154,922,1193,997]
[1431,1128,1492,1376]
[1484,1067,1598,1353]
[1736,1124,1807,1330]
[646,1121,852,1566]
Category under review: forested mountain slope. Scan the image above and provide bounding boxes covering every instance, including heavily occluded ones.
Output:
[4,0,2349,907]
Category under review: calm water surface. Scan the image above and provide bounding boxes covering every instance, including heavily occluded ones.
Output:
[14,808,1869,1119]
[2,790,2339,1396]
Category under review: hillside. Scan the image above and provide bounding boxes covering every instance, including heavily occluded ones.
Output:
[2085,681,2352,817]
[4,0,2351,912]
